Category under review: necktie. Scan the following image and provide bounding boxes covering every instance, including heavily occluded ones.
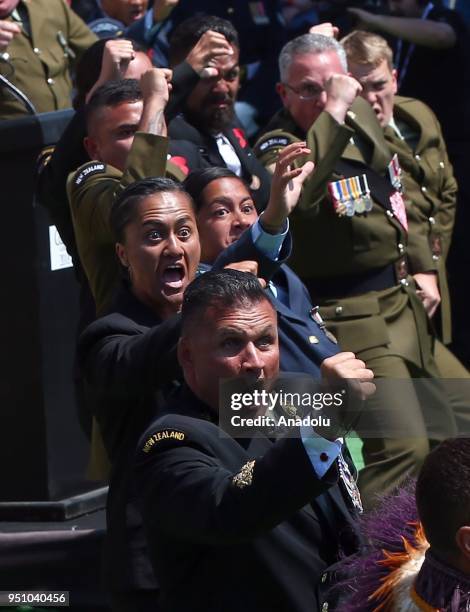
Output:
[214,134,242,177]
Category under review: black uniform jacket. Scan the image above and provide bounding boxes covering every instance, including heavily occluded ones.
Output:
[79,284,180,590]
[168,114,272,210]
[135,385,360,612]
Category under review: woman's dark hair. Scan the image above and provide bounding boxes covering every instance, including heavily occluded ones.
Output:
[110,177,193,242]
[183,167,248,211]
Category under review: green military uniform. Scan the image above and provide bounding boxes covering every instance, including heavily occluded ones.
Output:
[385,96,457,345]
[255,97,470,506]
[68,132,185,480]
[0,0,97,119]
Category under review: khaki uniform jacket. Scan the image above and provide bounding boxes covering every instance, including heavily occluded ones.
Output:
[255,98,437,373]
[0,0,97,119]
[67,133,184,318]
[386,96,457,344]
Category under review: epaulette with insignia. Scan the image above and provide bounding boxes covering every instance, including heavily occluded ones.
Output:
[72,162,106,188]
[141,429,186,455]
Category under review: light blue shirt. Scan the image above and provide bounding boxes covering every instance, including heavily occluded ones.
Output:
[250,216,289,261]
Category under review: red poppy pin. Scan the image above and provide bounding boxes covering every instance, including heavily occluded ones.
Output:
[232,128,247,149]
[169,156,190,176]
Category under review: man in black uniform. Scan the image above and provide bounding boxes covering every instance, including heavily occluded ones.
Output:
[166,15,272,211]
[135,269,373,612]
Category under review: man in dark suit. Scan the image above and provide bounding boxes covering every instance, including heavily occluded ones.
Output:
[166,15,272,210]
[135,269,373,611]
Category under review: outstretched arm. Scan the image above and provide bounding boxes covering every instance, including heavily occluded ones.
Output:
[347,8,456,49]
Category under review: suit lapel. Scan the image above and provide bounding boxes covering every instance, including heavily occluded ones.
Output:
[224,126,255,177]
[204,135,227,168]
[394,101,431,156]
[278,265,305,315]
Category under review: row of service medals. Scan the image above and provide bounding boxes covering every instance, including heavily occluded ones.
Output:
[328,174,372,217]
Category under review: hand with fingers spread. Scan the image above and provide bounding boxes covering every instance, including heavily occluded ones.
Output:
[0,20,21,52]
[309,22,339,39]
[223,260,267,288]
[260,141,314,233]
[186,30,234,78]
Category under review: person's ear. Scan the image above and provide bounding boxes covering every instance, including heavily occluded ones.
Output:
[177,336,195,375]
[116,242,129,268]
[276,82,288,105]
[83,135,99,160]
[456,526,470,563]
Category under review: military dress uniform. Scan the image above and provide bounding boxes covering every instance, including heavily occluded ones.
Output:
[255,97,470,505]
[385,96,458,346]
[134,384,360,612]
[0,0,97,119]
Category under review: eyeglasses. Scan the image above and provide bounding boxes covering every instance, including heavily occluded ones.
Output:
[283,82,325,101]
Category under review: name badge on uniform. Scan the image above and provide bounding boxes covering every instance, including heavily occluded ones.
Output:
[328,175,372,217]
[388,153,404,193]
[390,191,408,232]
[249,2,270,25]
